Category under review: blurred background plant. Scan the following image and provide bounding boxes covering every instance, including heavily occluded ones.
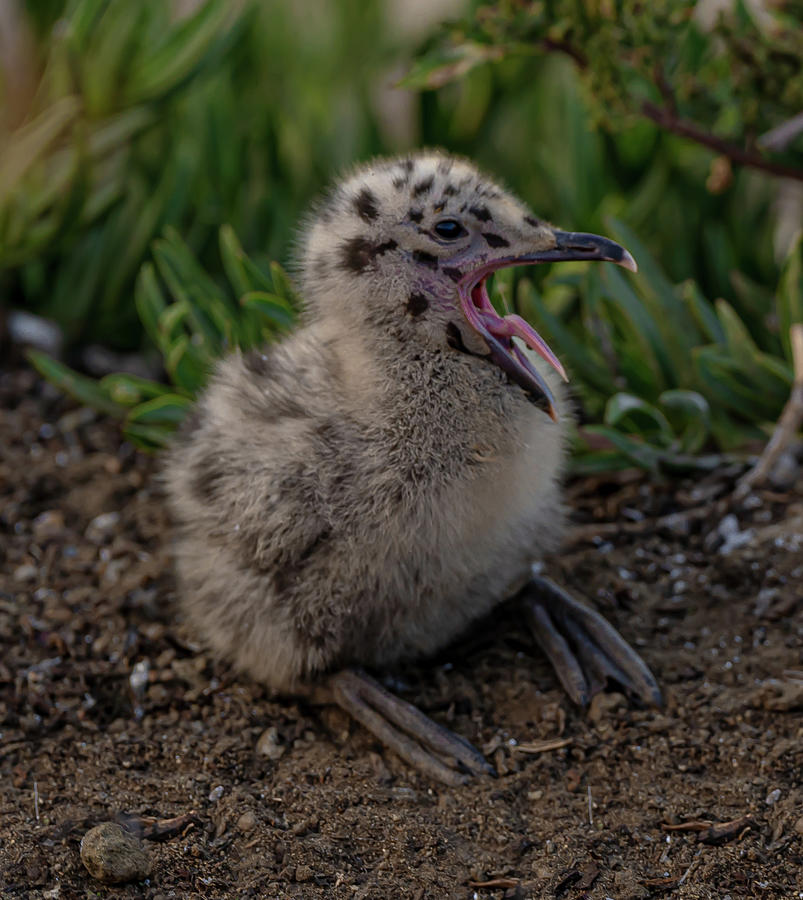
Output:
[3,0,801,470]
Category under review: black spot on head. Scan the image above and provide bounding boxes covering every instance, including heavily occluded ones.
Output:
[446,322,469,353]
[192,455,224,503]
[243,349,273,376]
[412,250,438,269]
[408,209,423,223]
[469,205,492,222]
[412,175,434,197]
[442,267,462,282]
[436,158,453,175]
[340,237,397,272]
[406,293,429,317]
[392,176,408,190]
[444,184,458,196]
[399,159,414,172]
[482,232,510,248]
[354,187,379,222]
[341,237,373,272]
[373,239,397,256]
[524,215,542,228]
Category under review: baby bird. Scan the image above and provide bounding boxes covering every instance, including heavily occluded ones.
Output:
[165,152,660,784]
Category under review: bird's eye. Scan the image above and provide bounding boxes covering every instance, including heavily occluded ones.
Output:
[433,219,467,240]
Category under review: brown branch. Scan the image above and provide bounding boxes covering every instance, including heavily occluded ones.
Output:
[540,38,588,69]
[642,102,803,182]
[735,323,803,498]
[532,39,803,181]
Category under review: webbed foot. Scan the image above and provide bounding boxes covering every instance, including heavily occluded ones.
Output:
[321,668,495,786]
[522,574,662,707]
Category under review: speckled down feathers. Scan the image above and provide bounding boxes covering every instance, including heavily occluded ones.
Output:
[164,151,568,690]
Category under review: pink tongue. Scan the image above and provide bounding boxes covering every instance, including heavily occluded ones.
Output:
[474,282,567,382]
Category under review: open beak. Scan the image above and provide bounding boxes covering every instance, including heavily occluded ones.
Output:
[457,230,637,420]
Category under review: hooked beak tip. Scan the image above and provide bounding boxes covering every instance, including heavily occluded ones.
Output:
[619,249,638,273]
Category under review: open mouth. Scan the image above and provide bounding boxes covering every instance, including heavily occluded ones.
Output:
[456,230,637,420]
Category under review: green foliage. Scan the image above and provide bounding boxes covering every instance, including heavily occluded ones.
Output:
[29,226,296,450]
[2,0,394,346]
[404,0,803,171]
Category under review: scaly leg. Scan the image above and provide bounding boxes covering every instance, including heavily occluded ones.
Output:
[315,668,495,786]
[521,574,662,707]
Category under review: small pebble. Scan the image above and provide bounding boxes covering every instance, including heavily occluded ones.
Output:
[256,726,286,760]
[80,822,151,884]
[32,509,65,542]
[237,810,257,832]
[13,564,37,582]
[85,511,121,544]
[765,788,781,806]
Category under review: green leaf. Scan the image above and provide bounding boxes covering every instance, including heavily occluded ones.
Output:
[658,389,711,453]
[604,393,674,446]
[240,291,295,332]
[600,266,674,391]
[583,425,663,471]
[165,336,209,394]
[680,279,725,345]
[268,262,300,307]
[126,0,235,103]
[126,393,193,426]
[99,373,170,407]
[399,42,509,90]
[135,263,169,351]
[27,351,127,418]
[518,278,618,400]
[219,224,256,298]
[122,421,174,452]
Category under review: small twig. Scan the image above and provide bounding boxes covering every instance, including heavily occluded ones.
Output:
[661,816,756,845]
[468,876,520,889]
[587,784,593,826]
[696,816,756,845]
[33,781,39,822]
[116,810,200,842]
[513,737,572,754]
[662,820,713,832]
[735,324,803,499]
[642,102,803,182]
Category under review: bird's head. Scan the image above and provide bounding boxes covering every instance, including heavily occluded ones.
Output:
[300,151,636,419]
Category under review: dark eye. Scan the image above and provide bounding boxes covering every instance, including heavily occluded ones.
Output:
[433,219,467,240]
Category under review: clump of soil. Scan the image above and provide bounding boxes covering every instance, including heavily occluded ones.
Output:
[1,366,801,899]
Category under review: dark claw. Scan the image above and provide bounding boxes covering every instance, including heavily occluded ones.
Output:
[522,574,663,707]
[328,668,494,785]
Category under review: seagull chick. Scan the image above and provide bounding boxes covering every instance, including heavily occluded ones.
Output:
[165,151,660,785]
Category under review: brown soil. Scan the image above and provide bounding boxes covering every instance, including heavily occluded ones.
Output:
[1,365,801,900]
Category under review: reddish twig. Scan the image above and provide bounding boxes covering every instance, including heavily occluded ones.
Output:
[642,102,803,182]
[116,810,200,842]
[662,815,756,845]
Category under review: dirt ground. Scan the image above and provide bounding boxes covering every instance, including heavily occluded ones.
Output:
[1,364,801,900]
